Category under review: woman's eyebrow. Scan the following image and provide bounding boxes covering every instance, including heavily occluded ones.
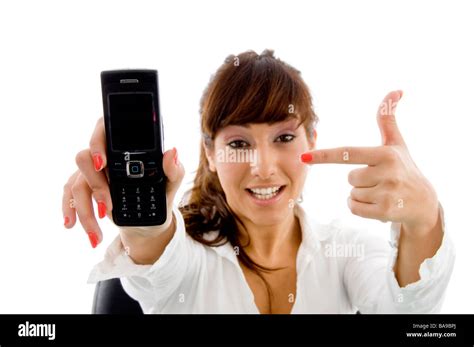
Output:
[227,124,250,129]
[219,126,250,141]
[273,119,300,130]
[221,125,250,133]
[223,119,300,133]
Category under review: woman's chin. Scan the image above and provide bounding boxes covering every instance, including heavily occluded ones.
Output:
[243,203,293,226]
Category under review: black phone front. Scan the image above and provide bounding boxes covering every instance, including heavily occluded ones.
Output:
[101,69,167,226]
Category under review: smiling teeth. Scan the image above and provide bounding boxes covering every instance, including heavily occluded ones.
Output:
[249,186,281,200]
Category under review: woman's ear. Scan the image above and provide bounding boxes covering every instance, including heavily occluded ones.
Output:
[203,140,217,172]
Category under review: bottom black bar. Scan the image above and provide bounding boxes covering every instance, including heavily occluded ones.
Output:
[0,314,473,345]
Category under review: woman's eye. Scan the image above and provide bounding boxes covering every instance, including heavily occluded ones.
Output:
[275,134,296,143]
[227,140,250,149]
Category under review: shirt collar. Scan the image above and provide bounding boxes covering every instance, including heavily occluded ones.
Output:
[294,203,332,253]
[207,204,332,264]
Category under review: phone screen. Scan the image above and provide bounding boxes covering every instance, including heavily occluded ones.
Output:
[108,92,155,151]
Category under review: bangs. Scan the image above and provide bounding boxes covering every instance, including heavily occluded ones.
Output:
[201,50,317,139]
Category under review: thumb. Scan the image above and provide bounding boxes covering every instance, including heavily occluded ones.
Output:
[163,147,185,203]
[377,90,406,146]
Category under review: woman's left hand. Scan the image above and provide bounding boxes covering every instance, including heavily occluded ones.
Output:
[300,90,440,238]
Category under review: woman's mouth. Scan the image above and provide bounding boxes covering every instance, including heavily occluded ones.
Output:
[245,185,286,205]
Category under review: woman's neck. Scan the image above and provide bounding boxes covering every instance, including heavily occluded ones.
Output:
[238,212,302,268]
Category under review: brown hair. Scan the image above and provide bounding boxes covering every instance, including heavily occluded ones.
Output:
[178,49,318,311]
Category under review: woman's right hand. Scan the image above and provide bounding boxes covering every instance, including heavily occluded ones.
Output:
[62,117,185,249]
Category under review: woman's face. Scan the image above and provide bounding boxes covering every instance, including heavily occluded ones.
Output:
[205,118,316,227]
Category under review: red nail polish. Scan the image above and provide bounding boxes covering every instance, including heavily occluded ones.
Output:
[64,216,70,226]
[98,201,106,219]
[87,231,98,248]
[93,154,103,171]
[300,153,313,163]
[173,147,178,165]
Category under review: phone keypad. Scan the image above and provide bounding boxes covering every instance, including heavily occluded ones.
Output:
[117,184,161,221]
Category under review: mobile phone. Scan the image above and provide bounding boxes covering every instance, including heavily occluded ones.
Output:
[101,69,167,226]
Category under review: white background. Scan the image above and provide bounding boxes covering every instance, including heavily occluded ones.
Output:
[0,0,472,313]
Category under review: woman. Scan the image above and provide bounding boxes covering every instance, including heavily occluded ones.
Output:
[62,49,454,314]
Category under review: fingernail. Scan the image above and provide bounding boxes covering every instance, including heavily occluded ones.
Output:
[64,216,70,226]
[87,231,99,248]
[93,154,103,171]
[173,147,179,165]
[300,153,312,163]
[98,201,106,219]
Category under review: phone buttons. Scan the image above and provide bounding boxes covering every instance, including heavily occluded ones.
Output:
[145,167,160,178]
[116,183,164,223]
[120,212,132,220]
[111,168,127,178]
[126,161,144,178]
[133,212,143,219]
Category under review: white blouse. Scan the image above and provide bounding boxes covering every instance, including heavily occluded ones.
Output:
[88,203,455,314]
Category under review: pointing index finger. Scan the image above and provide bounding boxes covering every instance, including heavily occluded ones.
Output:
[300,147,384,166]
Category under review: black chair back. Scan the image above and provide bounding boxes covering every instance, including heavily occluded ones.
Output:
[92,278,143,314]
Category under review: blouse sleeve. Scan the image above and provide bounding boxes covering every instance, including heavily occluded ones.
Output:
[87,204,204,313]
[343,202,456,313]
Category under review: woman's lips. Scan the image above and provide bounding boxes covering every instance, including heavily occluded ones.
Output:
[245,185,286,206]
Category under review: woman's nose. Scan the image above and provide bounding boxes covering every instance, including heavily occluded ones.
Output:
[250,146,277,179]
